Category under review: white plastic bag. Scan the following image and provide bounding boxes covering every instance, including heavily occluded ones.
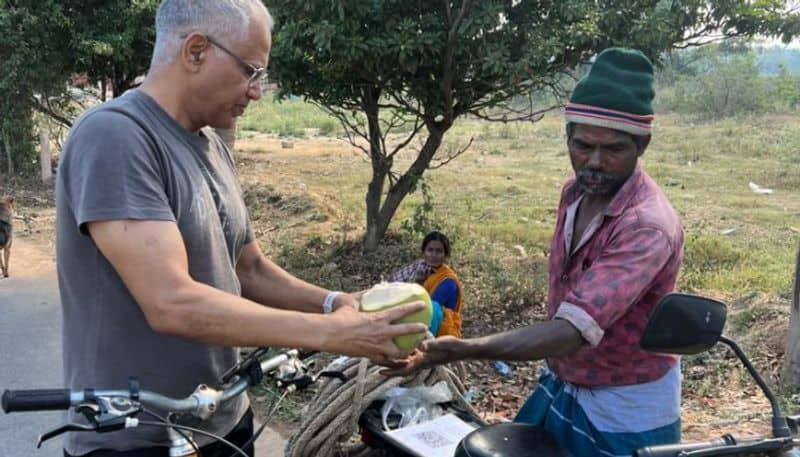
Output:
[380,381,453,430]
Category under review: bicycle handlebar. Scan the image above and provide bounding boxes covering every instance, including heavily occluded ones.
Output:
[1,349,300,415]
[2,389,71,412]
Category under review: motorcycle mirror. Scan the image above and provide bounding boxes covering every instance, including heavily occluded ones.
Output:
[640,293,727,355]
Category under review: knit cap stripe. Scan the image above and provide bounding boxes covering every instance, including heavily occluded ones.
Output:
[566,103,655,123]
[565,112,652,136]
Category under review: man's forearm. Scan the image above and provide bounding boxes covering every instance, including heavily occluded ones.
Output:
[149,278,331,348]
[238,255,330,313]
[459,319,584,361]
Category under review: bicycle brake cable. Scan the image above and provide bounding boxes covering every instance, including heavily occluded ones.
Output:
[137,421,249,457]
[224,389,290,457]
[142,408,201,456]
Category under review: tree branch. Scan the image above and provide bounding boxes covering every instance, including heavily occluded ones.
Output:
[440,0,476,124]
[313,102,371,155]
[430,136,473,170]
[469,104,560,123]
[388,117,424,159]
[30,97,73,128]
[384,91,425,118]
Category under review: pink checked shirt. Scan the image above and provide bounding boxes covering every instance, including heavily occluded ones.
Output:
[547,168,684,387]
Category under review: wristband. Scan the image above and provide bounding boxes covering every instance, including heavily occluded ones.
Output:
[322,291,342,314]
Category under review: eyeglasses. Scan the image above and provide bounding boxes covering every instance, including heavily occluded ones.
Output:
[205,35,269,90]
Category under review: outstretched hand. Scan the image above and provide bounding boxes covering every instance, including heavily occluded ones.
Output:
[380,336,467,377]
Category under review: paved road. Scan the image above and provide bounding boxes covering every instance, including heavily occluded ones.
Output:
[0,239,64,457]
[0,238,286,456]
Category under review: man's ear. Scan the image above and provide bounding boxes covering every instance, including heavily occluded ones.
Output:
[5,197,13,206]
[181,33,210,70]
[638,135,651,156]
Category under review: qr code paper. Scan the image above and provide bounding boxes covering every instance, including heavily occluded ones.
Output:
[413,431,453,449]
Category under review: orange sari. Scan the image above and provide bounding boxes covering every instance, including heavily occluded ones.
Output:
[423,264,464,338]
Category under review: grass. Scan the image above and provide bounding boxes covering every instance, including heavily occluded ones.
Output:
[236,97,799,313]
[235,97,800,434]
[238,94,341,138]
[238,94,428,140]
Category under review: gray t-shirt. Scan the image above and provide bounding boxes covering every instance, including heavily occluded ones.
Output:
[56,90,253,454]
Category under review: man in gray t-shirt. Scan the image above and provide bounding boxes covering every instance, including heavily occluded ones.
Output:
[56,1,426,456]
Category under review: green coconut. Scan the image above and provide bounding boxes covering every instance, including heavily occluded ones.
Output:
[360,282,433,353]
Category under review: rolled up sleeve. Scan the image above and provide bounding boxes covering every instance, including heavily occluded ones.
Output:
[560,227,673,345]
[555,302,605,346]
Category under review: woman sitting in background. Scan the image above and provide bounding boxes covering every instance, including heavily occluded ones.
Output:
[390,231,464,338]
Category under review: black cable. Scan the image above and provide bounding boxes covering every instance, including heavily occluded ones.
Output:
[138,421,249,457]
[142,408,201,456]
[224,389,290,457]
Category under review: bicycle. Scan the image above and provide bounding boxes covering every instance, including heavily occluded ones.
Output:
[1,348,335,456]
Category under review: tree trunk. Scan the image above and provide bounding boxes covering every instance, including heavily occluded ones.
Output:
[782,246,800,387]
[100,78,108,102]
[40,129,52,183]
[363,124,446,252]
[362,219,384,253]
[363,88,389,253]
[112,75,138,98]
[0,133,4,175]
[3,134,13,176]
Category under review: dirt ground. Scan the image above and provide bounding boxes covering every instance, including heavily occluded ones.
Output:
[0,181,57,278]
[232,134,787,442]
[1,133,788,446]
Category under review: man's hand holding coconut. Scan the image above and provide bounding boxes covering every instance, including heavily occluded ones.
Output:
[324,298,429,366]
[338,282,435,366]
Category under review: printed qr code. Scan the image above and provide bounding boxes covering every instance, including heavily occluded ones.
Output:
[413,431,453,448]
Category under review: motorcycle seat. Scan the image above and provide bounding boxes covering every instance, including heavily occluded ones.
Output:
[454,422,572,457]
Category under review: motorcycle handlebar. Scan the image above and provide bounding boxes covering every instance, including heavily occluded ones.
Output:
[635,435,794,457]
[635,436,734,457]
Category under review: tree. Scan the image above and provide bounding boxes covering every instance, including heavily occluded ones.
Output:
[0,0,75,175]
[0,0,157,175]
[266,0,800,252]
[658,44,768,117]
[69,0,158,99]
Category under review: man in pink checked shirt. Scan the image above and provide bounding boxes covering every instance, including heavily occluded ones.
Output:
[384,48,685,457]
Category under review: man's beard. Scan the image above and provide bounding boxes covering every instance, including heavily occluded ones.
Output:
[576,168,625,196]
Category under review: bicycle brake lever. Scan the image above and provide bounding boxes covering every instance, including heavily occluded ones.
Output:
[277,373,313,390]
[316,371,347,383]
[221,347,270,384]
[77,403,101,422]
[37,423,97,448]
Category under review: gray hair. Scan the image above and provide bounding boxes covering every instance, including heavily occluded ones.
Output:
[151,0,273,66]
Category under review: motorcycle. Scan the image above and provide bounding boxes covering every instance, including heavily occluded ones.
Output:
[358,293,800,457]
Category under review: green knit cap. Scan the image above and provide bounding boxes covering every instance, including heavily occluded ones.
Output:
[565,47,655,136]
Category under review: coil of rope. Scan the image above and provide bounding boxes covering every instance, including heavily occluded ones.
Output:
[284,357,482,457]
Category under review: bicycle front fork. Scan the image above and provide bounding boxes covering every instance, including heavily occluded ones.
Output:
[168,426,198,457]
